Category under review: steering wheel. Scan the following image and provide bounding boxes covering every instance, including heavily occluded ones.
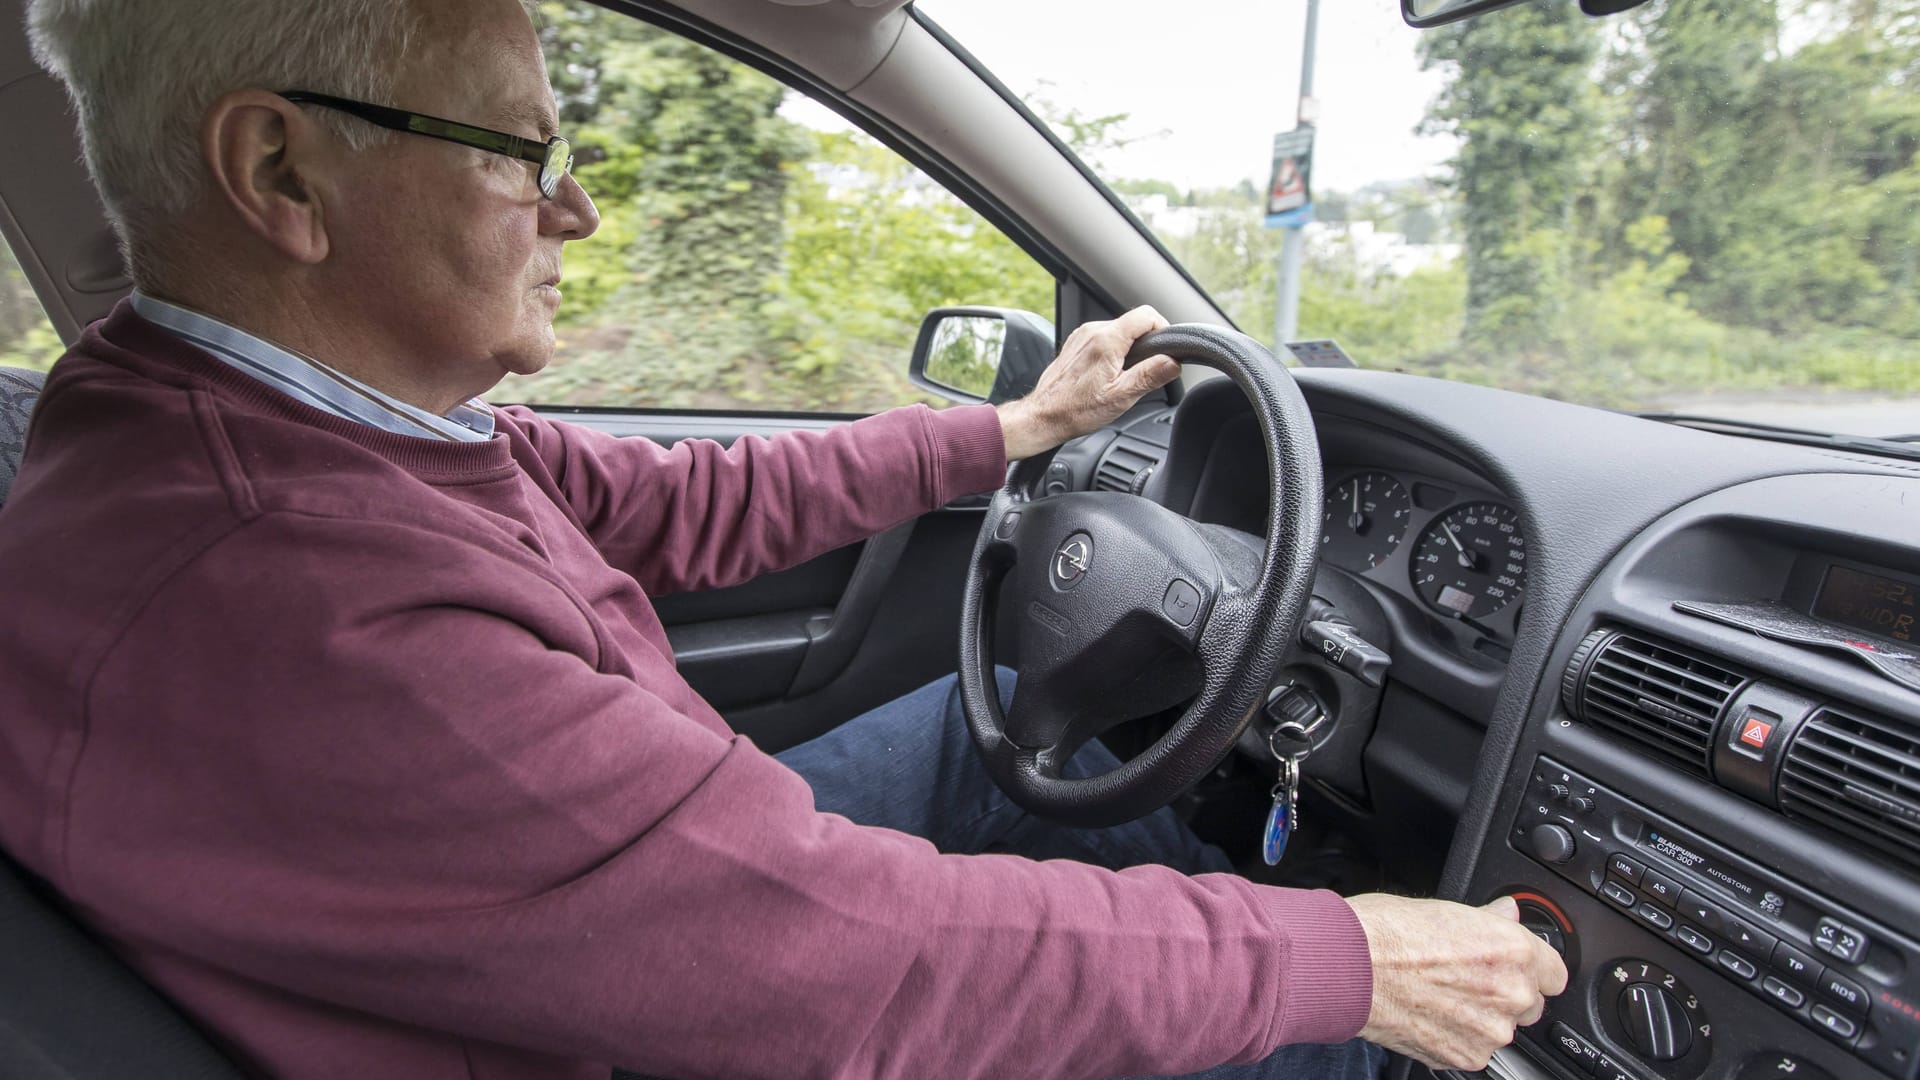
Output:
[957,324,1323,828]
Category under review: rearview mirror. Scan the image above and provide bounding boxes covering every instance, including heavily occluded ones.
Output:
[908,307,1056,405]
[1402,0,1529,27]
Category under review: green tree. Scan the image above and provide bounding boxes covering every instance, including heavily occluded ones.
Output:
[1419,3,1601,346]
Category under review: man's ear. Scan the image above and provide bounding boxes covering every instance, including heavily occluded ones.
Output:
[200,90,332,265]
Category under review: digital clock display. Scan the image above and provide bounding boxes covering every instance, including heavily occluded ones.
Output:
[1813,564,1917,643]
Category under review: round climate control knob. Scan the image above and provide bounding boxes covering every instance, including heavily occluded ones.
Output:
[1596,960,1712,1075]
[1620,982,1691,1061]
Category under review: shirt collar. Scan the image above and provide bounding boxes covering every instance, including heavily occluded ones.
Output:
[127,291,496,443]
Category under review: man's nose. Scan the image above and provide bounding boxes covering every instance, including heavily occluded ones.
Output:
[542,174,599,241]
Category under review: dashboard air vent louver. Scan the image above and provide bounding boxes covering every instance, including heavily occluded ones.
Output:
[1781,710,1920,874]
[1094,441,1160,493]
[1563,629,1747,776]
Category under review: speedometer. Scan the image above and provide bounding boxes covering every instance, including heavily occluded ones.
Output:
[1410,503,1527,619]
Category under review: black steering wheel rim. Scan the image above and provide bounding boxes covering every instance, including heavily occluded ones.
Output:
[957,324,1323,828]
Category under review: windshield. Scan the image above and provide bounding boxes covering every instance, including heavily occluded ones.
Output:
[919,0,1918,438]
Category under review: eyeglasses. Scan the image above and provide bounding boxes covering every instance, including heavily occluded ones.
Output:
[280,91,573,200]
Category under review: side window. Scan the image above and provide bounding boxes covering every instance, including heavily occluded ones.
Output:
[493,2,1055,414]
[0,241,63,373]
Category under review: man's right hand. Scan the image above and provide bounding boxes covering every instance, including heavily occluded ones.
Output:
[1347,893,1568,1072]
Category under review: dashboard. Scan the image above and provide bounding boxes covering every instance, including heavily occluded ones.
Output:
[1053,367,1920,1080]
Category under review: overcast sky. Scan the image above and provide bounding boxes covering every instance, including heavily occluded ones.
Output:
[911,0,1460,194]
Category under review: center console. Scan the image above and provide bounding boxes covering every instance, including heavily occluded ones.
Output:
[1463,473,1920,1080]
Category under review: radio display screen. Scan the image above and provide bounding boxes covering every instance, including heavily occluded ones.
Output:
[1814,564,1917,643]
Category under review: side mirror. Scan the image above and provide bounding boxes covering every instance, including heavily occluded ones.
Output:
[909,307,1056,405]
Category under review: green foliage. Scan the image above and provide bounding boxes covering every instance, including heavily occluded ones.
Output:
[494,0,1917,424]
[498,1,1053,412]
[923,317,1006,398]
[0,244,62,372]
[1419,1,1600,345]
[760,128,1051,410]
[0,322,63,373]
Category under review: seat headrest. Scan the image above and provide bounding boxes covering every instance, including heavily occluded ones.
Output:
[1,366,48,511]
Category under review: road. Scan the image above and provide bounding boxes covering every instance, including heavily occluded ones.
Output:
[1647,394,1917,438]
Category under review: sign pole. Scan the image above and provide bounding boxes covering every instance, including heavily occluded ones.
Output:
[1275,0,1321,349]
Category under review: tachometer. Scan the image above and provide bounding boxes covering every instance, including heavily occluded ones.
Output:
[1410,502,1526,619]
[1320,471,1411,572]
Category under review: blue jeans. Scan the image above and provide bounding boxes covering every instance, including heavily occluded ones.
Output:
[776,670,1386,1080]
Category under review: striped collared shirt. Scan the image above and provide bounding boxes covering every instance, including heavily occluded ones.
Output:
[129,292,496,442]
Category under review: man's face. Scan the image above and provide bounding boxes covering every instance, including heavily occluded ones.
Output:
[318,0,599,401]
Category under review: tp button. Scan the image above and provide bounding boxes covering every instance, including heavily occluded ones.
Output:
[1163,579,1202,627]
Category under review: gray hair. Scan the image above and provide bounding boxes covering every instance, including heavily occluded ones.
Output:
[26,0,426,287]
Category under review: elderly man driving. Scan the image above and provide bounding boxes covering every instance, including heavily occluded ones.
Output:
[0,0,1563,1077]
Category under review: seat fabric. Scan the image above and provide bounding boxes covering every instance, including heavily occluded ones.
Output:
[0,366,45,510]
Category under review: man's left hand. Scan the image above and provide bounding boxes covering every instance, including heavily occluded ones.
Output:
[995,306,1181,462]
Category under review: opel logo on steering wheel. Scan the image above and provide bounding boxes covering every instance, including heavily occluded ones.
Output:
[1052,533,1093,590]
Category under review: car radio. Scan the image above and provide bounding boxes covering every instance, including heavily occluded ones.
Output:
[1511,754,1920,1079]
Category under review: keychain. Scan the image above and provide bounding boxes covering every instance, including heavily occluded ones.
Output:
[1262,707,1325,866]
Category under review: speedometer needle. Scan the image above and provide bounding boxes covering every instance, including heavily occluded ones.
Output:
[1442,522,1477,569]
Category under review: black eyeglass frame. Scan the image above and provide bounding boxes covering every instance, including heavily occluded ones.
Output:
[280,90,573,200]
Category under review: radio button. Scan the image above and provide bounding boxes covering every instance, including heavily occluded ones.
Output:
[1810,1004,1859,1042]
[1602,881,1638,910]
[1812,918,1868,964]
[1678,890,1722,932]
[1761,976,1806,1008]
[1771,942,1822,982]
[1675,926,1714,955]
[1722,916,1777,956]
[1607,854,1644,884]
[1716,950,1759,981]
[1640,871,1681,908]
[1634,903,1674,931]
[1819,972,1869,1013]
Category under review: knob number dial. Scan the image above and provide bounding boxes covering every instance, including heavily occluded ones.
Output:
[1597,959,1714,1077]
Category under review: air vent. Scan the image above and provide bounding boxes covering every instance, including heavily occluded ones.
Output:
[1094,439,1161,493]
[1563,629,1748,775]
[1781,710,1920,874]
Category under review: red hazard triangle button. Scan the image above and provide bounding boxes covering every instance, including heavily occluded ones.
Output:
[1739,715,1775,749]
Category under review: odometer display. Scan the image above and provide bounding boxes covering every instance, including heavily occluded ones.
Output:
[1411,503,1527,619]
[1320,471,1411,572]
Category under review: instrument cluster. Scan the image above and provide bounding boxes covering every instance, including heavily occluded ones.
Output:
[1319,468,1528,641]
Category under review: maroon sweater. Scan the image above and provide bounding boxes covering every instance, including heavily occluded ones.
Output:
[0,304,1372,1079]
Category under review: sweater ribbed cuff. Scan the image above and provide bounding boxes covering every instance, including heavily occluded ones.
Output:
[923,404,1008,504]
[1259,888,1375,1046]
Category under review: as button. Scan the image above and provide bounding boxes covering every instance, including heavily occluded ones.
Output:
[1640,871,1681,908]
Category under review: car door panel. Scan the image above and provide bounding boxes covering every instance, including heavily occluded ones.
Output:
[537,407,986,751]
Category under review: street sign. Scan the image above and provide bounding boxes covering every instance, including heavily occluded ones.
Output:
[1265,127,1315,226]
